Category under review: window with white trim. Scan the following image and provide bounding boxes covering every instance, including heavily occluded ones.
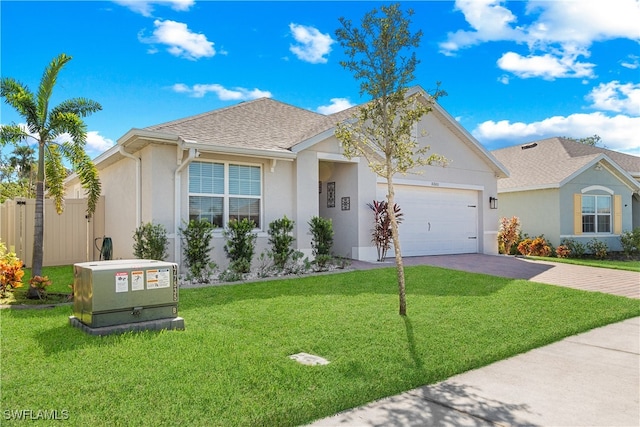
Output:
[581,194,610,233]
[188,161,261,228]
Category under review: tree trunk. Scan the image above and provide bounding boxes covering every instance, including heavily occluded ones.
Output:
[386,177,407,316]
[28,144,46,299]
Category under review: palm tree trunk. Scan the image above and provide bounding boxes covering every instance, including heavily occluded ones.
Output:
[27,144,46,299]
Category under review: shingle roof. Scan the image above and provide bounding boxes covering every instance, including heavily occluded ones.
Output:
[492,137,640,191]
[144,98,328,153]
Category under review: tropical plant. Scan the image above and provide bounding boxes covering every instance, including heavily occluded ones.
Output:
[179,219,216,283]
[223,218,257,274]
[335,4,447,315]
[517,236,552,257]
[498,216,521,255]
[1,53,102,297]
[368,200,403,261]
[0,241,24,298]
[555,245,571,259]
[28,275,52,299]
[133,222,169,261]
[587,238,608,260]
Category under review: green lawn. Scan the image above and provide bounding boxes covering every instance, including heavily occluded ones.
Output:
[1,266,638,426]
[528,256,640,272]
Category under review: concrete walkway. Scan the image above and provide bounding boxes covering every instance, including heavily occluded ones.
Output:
[308,255,640,426]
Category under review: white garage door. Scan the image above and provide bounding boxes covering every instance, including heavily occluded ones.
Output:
[377,184,478,256]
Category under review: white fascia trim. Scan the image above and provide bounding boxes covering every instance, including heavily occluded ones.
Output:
[377,176,484,192]
[291,128,336,154]
[183,142,295,161]
[317,152,359,163]
[119,128,180,146]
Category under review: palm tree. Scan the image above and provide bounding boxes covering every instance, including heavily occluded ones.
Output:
[1,53,102,297]
[9,145,36,181]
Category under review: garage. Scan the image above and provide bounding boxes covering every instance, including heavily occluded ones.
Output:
[377,184,479,256]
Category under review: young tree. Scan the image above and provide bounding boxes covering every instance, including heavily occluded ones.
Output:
[335,4,447,316]
[1,53,101,296]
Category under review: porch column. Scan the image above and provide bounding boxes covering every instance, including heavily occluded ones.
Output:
[294,150,319,257]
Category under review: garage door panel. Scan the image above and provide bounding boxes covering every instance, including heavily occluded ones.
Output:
[377,184,478,256]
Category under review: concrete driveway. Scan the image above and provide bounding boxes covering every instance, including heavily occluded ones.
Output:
[308,254,640,426]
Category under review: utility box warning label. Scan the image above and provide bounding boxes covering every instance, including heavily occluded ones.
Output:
[146,268,170,289]
[131,270,144,291]
[115,272,128,293]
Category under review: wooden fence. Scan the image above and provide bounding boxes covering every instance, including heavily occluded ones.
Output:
[0,197,105,267]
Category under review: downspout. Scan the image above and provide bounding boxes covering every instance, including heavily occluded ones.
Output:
[118,146,141,226]
[174,143,199,264]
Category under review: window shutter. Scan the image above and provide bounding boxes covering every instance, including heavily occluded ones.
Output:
[573,194,582,235]
[613,195,622,234]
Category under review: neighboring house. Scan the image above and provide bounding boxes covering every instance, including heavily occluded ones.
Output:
[65,86,508,268]
[492,137,640,252]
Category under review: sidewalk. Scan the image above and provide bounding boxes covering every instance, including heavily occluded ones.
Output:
[308,255,640,426]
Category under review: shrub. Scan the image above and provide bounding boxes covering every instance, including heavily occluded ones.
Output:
[555,245,571,258]
[0,242,24,298]
[29,275,52,299]
[498,216,521,255]
[561,238,586,258]
[179,219,217,283]
[620,228,640,258]
[368,200,403,261]
[308,216,333,257]
[517,235,552,257]
[223,219,257,274]
[308,216,334,271]
[267,216,296,270]
[587,238,608,260]
[133,222,169,260]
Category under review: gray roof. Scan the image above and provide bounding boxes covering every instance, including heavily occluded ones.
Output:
[145,98,332,153]
[492,137,640,191]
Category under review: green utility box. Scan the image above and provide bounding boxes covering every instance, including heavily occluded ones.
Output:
[73,260,179,328]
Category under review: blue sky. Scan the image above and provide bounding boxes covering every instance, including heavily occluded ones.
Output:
[1,0,639,159]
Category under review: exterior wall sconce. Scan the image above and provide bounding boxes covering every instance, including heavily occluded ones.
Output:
[489,197,498,209]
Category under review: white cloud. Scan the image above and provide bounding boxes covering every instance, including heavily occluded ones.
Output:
[316,98,354,115]
[497,50,595,80]
[139,20,215,60]
[473,112,640,154]
[440,0,640,80]
[114,0,194,17]
[172,83,271,100]
[586,81,640,115]
[289,23,334,64]
[439,0,525,55]
[621,54,639,70]
[85,131,116,156]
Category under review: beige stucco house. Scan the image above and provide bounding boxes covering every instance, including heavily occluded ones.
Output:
[492,137,640,252]
[65,86,508,268]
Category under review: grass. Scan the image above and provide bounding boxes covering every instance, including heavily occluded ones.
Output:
[527,256,640,272]
[1,266,639,426]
